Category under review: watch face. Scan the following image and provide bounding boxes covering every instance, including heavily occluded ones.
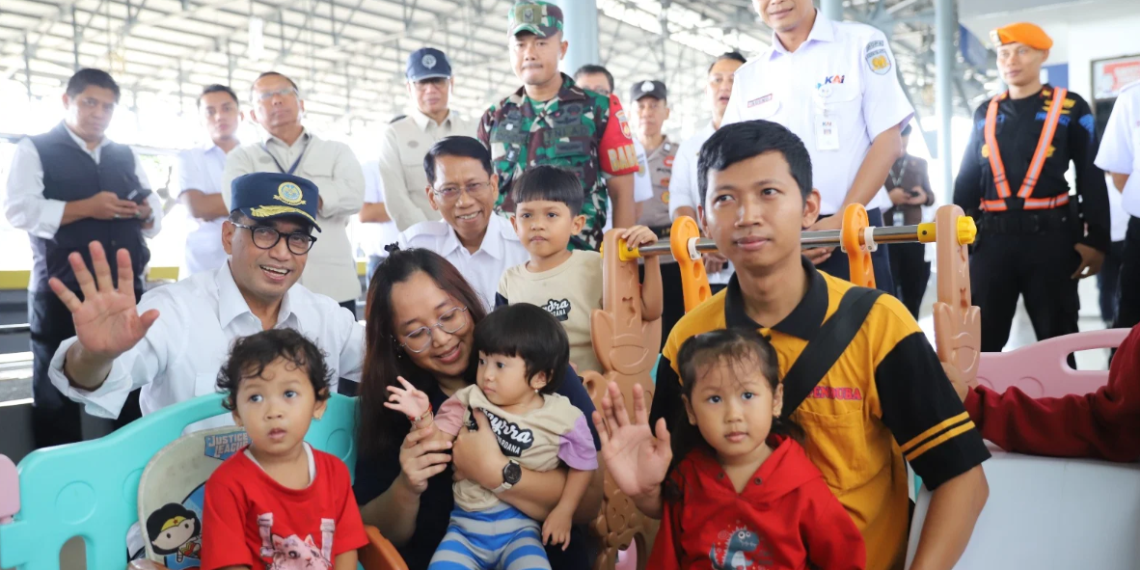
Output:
[503,460,522,485]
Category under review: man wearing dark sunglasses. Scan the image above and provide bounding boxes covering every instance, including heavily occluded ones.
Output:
[45,172,366,434]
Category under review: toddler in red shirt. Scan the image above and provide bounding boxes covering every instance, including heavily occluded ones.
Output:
[201,329,367,570]
[601,328,865,570]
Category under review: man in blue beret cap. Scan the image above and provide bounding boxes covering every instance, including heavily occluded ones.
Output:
[45,171,366,434]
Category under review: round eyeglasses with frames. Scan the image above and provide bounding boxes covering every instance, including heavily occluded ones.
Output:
[400,306,469,353]
[232,222,317,255]
[432,181,492,204]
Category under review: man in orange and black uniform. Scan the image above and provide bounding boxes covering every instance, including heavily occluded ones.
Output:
[954,22,1109,354]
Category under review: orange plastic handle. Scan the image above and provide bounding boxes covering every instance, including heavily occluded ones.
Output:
[671,216,711,313]
[841,203,875,289]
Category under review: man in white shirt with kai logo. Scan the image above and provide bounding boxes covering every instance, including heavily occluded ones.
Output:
[723,0,912,293]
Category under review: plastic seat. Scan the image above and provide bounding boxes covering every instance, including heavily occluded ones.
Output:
[0,393,405,570]
[974,328,1129,398]
[907,328,1138,569]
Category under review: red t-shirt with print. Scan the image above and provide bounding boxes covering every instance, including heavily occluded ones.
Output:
[201,446,368,570]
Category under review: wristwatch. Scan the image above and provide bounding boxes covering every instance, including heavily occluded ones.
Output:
[492,459,521,494]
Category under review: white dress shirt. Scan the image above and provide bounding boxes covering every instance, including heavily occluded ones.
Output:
[177,144,229,275]
[359,159,401,258]
[602,136,655,232]
[722,11,914,216]
[397,214,529,312]
[4,126,164,290]
[222,129,365,303]
[1095,80,1140,219]
[666,122,732,285]
[49,262,365,433]
[380,109,477,231]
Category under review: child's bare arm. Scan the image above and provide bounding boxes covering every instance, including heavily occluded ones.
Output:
[541,468,595,550]
[620,225,664,320]
[333,550,359,570]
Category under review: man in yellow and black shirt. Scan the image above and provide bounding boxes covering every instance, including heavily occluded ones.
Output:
[632,120,989,570]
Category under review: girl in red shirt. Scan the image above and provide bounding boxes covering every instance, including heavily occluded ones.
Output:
[600,328,865,570]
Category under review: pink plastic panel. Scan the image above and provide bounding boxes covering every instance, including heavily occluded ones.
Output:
[0,454,17,524]
[975,329,1130,399]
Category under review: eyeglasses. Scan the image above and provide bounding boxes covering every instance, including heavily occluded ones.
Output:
[232,222,317,255]
[432,181,491,204]
[400,306,469,353]
[254,87,299,103]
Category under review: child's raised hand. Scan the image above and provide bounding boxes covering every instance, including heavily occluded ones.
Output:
[593,381,672,497]
[541,506,574,551]
[384,377,430,422]
[620,225,659,250]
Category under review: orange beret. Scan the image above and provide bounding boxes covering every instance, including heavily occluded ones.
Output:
[990,22,1053,50]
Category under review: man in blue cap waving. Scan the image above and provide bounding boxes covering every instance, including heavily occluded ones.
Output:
[379,47,476,230]
[45,172,366,433]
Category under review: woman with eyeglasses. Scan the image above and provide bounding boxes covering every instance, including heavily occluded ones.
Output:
[354,247,603,570]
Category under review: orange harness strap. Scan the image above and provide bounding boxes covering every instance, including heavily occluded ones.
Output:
[980,87,1068,212]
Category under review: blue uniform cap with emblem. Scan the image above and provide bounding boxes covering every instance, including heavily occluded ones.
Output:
[406,47,452,82]
[230,172,322,232]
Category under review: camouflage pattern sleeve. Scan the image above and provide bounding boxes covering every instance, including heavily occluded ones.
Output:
[598,94,639,176]
[477,104,496,148]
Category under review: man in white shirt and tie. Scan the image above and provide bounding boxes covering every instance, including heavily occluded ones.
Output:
[47,172,364,434]
[223,72,365,314]
[721,0,911,293]
[397,136,529,312]
[4,68,163,447]
[178,84,242,276]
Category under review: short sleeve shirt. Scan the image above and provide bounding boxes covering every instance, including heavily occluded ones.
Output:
[201,445,367,570]
[637,137,676,231]
[649,257,990,570]
[478,73,639,250]
[497,251,605,373]
[722,12,914,216]
[434,385,597,512]
[1096,80,1140,218]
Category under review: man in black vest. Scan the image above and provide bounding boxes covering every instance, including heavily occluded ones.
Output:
[3,68,162,447]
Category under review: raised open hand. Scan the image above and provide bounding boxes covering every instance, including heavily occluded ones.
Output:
[384,376,431,421]
[47,242,158,360]
[592,381,672,498]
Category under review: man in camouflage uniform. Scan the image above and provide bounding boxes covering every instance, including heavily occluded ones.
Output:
[478,0,639,250]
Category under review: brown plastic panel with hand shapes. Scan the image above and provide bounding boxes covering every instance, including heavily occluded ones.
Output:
[933,205,981,389]
[580,229,662,570]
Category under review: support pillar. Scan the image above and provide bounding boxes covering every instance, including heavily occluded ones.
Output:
[820,0,843,22]
[934,0,954,191]
[554,0,600,76]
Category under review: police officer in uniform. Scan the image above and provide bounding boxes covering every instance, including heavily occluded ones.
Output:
[479,0,639,251]
[629,79,683,346]
[381,48,476,231]
[4,69,162,446]
[954,23,1109,353]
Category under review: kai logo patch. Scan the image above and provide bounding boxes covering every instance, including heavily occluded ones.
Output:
[865,39,892,75]
[542,298,571,321]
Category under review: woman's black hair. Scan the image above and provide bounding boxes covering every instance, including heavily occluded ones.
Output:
[662,328,803,502]
[697,119,814,207]
[216,328,332,411]
[474,304,568,395]
[145,503,200,555]
[358,247,489,457]
[510,165,584,215]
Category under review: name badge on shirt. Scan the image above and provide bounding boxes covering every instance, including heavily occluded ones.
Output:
[816,116,839,151]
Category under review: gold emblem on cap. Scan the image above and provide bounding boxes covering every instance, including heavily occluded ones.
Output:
[275,182,306,206]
